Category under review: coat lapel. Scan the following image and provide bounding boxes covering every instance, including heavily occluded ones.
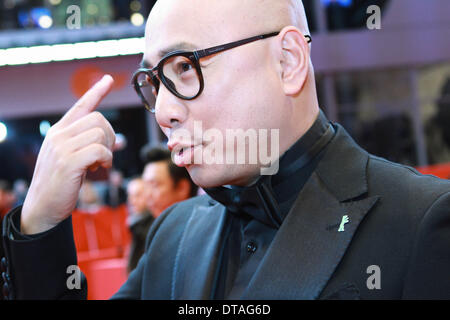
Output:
[171,200,228,299]
[242,124,380,299]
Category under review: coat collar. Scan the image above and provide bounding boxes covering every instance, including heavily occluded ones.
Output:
[172,123,380,299]
[315,123,370,202]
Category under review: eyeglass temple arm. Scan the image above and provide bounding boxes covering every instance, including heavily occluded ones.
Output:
[195,32,312,59]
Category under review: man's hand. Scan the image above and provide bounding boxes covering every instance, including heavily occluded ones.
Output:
[21,75,116,235]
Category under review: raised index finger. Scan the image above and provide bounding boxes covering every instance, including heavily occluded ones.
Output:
[59,75,114,127]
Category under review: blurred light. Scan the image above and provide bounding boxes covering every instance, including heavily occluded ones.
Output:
[49,0,62,5]
[30,8,53,28]
[96,40,121,57]
[321,0,353,7]
[130,0,142,12]
[0,38,145,66]
[87,4,99,15]
[131,13,145,26]
[0,122,7,143]
[38,15,53,29]
[51,44,76,61]
[18,10,31,28]
[115,133,127,151]
[39,121,51,137]
[22,45,52,64]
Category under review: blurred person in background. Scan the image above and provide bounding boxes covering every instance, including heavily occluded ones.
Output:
[0,180,15,219]
[141,147,198,218]
[0,180,14,281]
[0,180,13,302]
[12,180,28,208]
[125,146,199,273]
[77,180,101,213]
[126,177,154,273]
[103,169,127,208]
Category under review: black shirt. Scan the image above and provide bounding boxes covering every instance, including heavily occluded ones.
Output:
[127,213,155,273]
[205,110,336,299]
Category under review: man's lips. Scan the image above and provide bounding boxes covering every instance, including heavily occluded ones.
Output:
[168,141,194,153]
[170,143,202,167]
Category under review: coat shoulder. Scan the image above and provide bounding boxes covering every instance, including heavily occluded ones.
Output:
[365,154,450,232]
[367,155,450,200]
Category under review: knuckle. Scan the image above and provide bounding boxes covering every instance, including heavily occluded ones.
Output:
[46,125,56,137]
[91,111,104,123]
[45,126,59,141]
[45,133,60,152]
[93,144,108,158]
[92,127,106,142]
[72,100,82,109]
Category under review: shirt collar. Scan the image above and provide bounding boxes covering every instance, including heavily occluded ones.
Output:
[204,110,335,228]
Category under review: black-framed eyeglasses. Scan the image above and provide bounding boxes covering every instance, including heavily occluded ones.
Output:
[132,31,312,113]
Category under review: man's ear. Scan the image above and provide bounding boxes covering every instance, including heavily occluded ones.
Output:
[277,27,310,96]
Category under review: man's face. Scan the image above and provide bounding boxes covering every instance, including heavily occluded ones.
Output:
[143,0,289,188]
[142,161,182,217]
[110,171,123,187]
[127,180,148,215]
[0,190,5,211]
[0,189,14,212]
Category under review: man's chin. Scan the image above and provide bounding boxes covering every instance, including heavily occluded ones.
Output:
[186,165,227,189]
[186,164,259,189]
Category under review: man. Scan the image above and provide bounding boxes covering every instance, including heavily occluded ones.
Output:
[127,178,151,223]
[126,148,197,272]
[77,180,101,212]
[1,0,450,300]
[141,147,199,218]
[103,169,127,208]
[0,181,14,219]
[12,180,28,209]
[126,177,154,273]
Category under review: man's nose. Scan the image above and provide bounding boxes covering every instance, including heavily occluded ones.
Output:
[154,85,188,129]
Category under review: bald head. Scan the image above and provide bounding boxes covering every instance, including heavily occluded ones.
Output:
[217,0,310,35]
[146,0,310,51]
[261,0,310,34]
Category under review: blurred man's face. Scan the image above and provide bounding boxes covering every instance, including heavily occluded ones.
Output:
[110,171,123,187]
[0,190,5,211]
[142,161,184,217]
[144,0,291,188]
[127,180,148,215]
[0,189,15,213]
